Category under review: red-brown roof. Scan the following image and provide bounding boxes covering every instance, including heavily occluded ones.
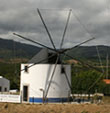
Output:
[103,79,110,84]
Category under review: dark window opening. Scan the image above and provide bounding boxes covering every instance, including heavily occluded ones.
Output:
[61,66,65,74]
[24,66,28,73]
[23,85,28,101]
[4,88,7,92]
[0,86,2,92]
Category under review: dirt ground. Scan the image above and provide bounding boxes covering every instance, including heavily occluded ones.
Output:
[0,96,109,113]
[0,103,110,113]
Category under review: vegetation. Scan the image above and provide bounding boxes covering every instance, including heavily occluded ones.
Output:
[0,38,110,61]
[71,65,110,94]
[0,62,20,89]
[72,70,105,94]
[0,38,41,60]
[67,45,110,61]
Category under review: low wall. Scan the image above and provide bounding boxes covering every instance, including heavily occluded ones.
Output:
[0,94,20,103]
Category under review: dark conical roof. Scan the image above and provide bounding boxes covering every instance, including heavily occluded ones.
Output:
[28,48,57,64]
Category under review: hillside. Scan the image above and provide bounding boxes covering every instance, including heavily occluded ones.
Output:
[0,38,110,62]
[67,45,110,60]
[0,38,41,61]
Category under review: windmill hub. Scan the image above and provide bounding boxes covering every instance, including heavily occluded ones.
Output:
[57,49,68,54]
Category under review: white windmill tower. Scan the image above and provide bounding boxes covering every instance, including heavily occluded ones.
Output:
[13,9,95,103]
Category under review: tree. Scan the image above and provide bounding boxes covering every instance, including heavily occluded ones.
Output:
[71,70,106,94]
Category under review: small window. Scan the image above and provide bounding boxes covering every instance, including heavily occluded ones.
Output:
[0,86,2,92]
[4,88,7,92]
[61,66,65,74]
[24,65,28,73]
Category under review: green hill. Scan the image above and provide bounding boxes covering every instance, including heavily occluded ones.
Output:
[65,45,110,61]
[0,38,41,61]
[0,38,110,62]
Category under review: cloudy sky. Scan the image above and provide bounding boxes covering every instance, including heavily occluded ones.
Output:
[0,0,110,48]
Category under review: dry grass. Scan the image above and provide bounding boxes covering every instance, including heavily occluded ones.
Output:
[0,103,110,113]
[0,97,110,113]
[102,96,110,104]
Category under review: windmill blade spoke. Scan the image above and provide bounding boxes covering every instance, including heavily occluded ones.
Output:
[13,33,55,51]
[21,53,57,72]
[37,9,56,50]
[66,37,95,52]
[44,54,59,101]
[63,53,103,73]
[60,9,72,49]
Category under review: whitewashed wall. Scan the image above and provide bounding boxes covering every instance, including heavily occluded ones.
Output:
[0,94,20,103]
[20,64,71,102]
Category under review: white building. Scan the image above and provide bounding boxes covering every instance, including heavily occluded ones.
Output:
[0,76,10,92]
[20,49,71,103]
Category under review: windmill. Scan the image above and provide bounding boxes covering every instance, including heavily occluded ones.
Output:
[13,9,95,103]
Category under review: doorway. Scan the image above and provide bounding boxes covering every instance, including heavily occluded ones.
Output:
[23,85,28,102]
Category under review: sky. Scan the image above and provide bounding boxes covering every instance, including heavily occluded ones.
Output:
[0,0,110,49]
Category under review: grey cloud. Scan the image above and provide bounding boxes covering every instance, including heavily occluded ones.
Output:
[0,0,110,48]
